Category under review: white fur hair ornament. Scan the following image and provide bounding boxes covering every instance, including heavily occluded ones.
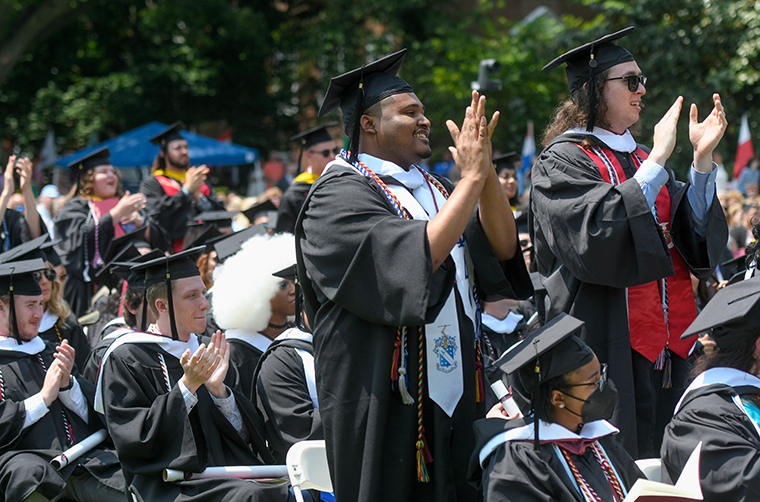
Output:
[211,233,295,332]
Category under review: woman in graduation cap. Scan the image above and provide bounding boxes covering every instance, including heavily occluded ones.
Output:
[532,27,729,457]
[470,314,644,501]
[661,277,760,501]
[54,147,147,317]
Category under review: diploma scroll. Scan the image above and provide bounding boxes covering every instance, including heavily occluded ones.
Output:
[163,465,289,482]
[50,429,109,470]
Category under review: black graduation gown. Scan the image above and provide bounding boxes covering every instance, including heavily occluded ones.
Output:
[296,163,532,502]
[0,209,32,251]
[661,382,760,501]
[140,176,224,253]
[0,341,124,501]
[101,340,286,502]
[54,197,115,317]
[254,337,321,464]
[275,180,312,234]
[469,418,644,501]
[38,313,91,374]
[227,338,265,401]
[530,133,728,455]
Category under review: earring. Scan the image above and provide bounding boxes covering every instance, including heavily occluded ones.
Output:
[558,403,565,408]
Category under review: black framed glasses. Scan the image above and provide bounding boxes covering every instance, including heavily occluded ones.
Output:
[564,363,608,392]
[308,148,340,158]
[32,269,57,282]
[606,75,647,92]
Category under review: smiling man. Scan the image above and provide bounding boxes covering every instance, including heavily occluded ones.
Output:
[0,259,125,502]
[532,27,729,458]
[295,49,532,502]
[96,247,285,502]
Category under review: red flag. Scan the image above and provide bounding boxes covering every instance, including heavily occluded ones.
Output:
[734,114,755,178]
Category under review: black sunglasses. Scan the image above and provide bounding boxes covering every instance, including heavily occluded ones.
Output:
[309,148,340,158]
[33,269,57,282]
[564,363,608,392]
[606,75,647,92]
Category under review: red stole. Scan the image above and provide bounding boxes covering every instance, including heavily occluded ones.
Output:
[155,175,211,254]
[580,144,696,361]
[92,198,125,238]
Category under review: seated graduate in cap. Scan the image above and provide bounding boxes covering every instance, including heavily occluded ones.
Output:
[296,48,532,502]
[0,259,125,502]
[140,122,225,255]
[54,147,147,318]
[0,235,91,372]
[470,314,644,502]
[661,276,760,501]
[212,232,296,400]
[0,155,46,251]
[534,26,729,457]
[254,264,323,466]
[275,123,339,235]
[95,248,286,502]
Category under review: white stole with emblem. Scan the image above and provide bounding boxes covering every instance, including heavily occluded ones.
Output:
[352,154,478,417]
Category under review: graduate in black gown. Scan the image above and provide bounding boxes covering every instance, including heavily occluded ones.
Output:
[140,122,225,254]
[296,49,532,502]
[275,124,339,234]
[0,259,124,502]
[54,147,147,317]
[96,248,286,502]
[532,27,729,457]
[0,155,46,253]
[212,232,296,400]
[661,276,760,501]
[470,314,644,501]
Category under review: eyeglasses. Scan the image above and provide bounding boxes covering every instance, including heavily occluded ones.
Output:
[32,269,57,282]
[564,363,608,392]
[606,75,647,92]
[308,148,340,158]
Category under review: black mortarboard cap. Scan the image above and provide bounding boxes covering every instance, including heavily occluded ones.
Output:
[214,224,267,263]
[149,121,186,147]
[95,243,142,289]
[492,151,519,170]
[241,199,277,225]
[40,240,62,267]
[0,258,46,342]
[543,27,635,131]
[102,226,149,266]
[318,49,413,163]
[131,246,204,340]
[110,249,165,289]
[185,225,224,253]
[495,313,592,449]
[189,210,239,229]
[681,275,760,341]
[272,264,297,282]
[290,123,338,150]
[66,146,111,176]
[0,235,50,264]
[720,254,748,281]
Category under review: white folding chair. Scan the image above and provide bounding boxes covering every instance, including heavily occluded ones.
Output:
[635,457,663,482]
[286,440,333,502]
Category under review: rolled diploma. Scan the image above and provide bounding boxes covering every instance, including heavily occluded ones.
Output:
[50,429,108,470]
[490,380,522,417]
[163,465,289,482]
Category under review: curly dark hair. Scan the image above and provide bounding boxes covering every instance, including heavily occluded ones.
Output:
[691,325,760,380]
[122,286,145,329]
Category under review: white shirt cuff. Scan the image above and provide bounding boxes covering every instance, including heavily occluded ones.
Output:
[177,379,198,414]
[59,377,89,423]
[23,393,49,429]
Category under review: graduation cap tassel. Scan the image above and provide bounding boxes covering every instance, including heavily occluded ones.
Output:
[294,279,309,333]
[661,347,672,389]
[533,340,541,451]
[141,292,148,332]
[475,342,485,403]
[391,327,403,382]
[586,47,598,132]
[8,275,19,345]
[348,69,366,164]
[165,261,179,341]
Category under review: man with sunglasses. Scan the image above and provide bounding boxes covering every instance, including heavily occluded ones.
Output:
[275,124,339,234]
[532,27,729,459]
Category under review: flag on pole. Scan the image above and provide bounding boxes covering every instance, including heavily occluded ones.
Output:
[734,114,755,179]
[518,120,535,195]
[38,129,57,170]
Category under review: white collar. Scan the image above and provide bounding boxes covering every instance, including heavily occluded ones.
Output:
[275,327,313,343]
[674,367,760,414]
[356,153,426,190]
[482,311,523,335]
[225,329,273,353]
[38,309,59,333]
[0,335,46,355]
[567,127,638,153]
[479,419,619,467]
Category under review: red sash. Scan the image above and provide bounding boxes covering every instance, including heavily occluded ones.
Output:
[155,175,211,254]
[92,198,125,238]
[580,144,696,361]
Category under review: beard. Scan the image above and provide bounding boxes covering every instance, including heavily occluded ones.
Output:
[166,151,190,169]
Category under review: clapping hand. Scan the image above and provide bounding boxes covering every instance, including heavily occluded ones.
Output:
[690,93,728,173]
[446,90,500,183]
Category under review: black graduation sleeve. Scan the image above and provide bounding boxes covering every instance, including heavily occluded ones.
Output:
[531,137,674,289]
[275,182,310,234]
[255,345,321,463]
[299,166,455,327]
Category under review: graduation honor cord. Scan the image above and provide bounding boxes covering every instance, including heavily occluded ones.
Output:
[36,354,75,447]
[555,442,626,502]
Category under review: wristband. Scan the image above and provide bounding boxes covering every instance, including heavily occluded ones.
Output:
[181,186,192,198]
[60,375,74,391]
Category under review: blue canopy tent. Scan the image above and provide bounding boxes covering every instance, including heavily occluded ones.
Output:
[56,121,263,194]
